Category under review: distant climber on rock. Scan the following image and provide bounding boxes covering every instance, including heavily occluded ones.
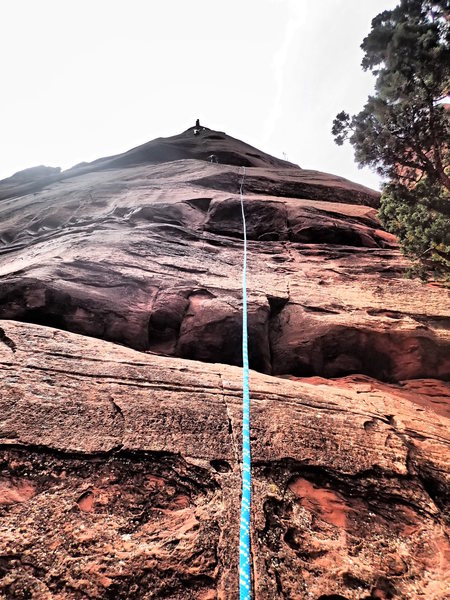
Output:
[195,119,200,127]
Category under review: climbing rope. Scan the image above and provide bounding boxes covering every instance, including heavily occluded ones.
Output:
[238,166,252,599]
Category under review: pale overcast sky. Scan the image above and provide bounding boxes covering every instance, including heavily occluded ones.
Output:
[0,0,398,189]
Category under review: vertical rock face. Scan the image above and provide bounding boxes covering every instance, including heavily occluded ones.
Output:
[0,127,449,599]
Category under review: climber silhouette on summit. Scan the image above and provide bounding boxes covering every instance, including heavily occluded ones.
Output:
[194,119,205,136]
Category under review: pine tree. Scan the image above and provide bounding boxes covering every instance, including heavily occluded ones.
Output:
[332,0,450,279]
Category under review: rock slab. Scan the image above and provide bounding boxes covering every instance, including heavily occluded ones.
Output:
[0,127,449,599]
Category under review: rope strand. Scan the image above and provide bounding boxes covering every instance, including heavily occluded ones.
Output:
[238,166,251,599]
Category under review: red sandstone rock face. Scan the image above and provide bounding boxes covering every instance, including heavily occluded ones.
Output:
[0,127,449,599]
[0,322,449,599]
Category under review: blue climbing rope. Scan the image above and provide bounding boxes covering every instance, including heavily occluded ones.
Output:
[239,166,251,600]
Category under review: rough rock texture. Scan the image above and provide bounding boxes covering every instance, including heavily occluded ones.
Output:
[0,166,62,202]
[0,126,449,599]
[0,322,449,599]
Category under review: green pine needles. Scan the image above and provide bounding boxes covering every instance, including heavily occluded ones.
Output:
[332,0,450,280]
[379,178,450,280]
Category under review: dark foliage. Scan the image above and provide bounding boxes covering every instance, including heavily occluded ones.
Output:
[332,0,450,278]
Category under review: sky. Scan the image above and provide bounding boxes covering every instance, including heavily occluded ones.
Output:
[0,0,399,189]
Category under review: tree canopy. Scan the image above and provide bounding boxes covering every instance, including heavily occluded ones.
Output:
[332,0,450,279]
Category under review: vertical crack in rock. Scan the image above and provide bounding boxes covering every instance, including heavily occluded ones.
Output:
[0,326,16,353]
[109,396,125,450]
[274,569,283,596]
[285,277,291,299]
[250,532,257,599]
[282,240,295,263]
[218,374,239,470]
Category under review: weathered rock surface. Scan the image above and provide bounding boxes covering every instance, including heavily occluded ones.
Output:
[0,321,449,599]
[0,126,449,599]
[0,166,62,202]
